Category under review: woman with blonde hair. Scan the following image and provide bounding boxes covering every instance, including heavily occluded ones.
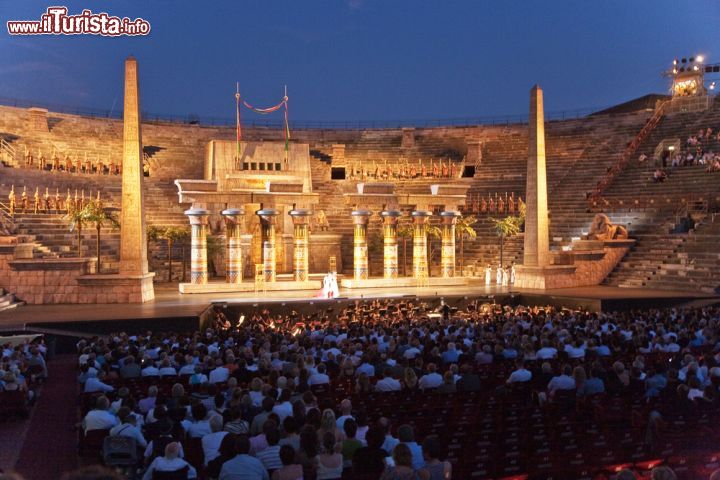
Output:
[318,408,344,443]
[249,377,264,407]
[404,368,418,390]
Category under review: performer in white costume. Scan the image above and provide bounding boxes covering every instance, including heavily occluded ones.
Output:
[502,266,509,286]
[510,262,516,285]
[329,272,340,298]
[496,264,503,285]
[485,264,492,286]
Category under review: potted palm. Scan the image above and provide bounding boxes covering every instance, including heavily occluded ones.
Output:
[83,199,120,273]
[455,215,477,274]
[65,202,90,257]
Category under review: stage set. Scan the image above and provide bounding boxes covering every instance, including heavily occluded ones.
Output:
[0,56,717,339]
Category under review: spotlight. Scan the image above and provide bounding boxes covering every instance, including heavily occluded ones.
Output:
[696,55,704,63]
[711,82,716,90]
[673,59,678,65]
[693,65,699,71]
[673,68,678,74]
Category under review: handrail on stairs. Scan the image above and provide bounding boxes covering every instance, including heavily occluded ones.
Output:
[589,100,669,200]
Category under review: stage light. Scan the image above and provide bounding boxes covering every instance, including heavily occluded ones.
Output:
[696,55,704,63]
[693,65,699,71]
[673,59,678,65]
[711,82,716,90]
[673,68,678,74]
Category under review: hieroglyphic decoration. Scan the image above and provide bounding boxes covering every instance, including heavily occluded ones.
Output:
[119,56,149,275]
[440,211,460,278]
[381,210,401,279]
[351,210,372,280]
[222,209,245,284]
[186,208,209,285]
[412,211,431,279]
[289,209,313,282]
[257,209,279,282]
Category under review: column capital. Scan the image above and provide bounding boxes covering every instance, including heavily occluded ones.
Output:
[289,208,314,224]
[351,209,372,225]
[440,210,461,225]
[185,208,209,225]
[256,208,279,223]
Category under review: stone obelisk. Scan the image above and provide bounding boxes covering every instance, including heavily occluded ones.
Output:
[523,84,550,268]
[119,56,149,276]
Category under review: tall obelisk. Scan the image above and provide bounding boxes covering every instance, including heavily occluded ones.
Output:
[119,56,149,276]
[523,85,550,268]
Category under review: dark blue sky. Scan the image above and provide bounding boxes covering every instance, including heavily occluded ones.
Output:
[1,1,718,123]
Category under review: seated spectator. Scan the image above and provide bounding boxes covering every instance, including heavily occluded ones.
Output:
[456,364,481,392]
[376,368,402,392]
[418,363,442,390]
[138,386,158,414]
[83,395,118,434]
[507,359,532,384]
[547,364,576,396]
[224,406,250,435]
[352,425,389,476]
[397,424,423,470]
[436,371,456,394]
[140,359,159,377]
[272,445,303,480]
[118,357,141,379]
[381,443,417,480]
[110,406,147,449]
[189,365,208,385]
[341,418,363,466]
[417,435,451,480]
[576,365,605,397]
[653,169,667,183]
[209,359,230,384]
[83,370,114,394]
[142,442,197,480]
[206,432,238,479]
[158,358,177,377]
[220,434,269,480]
[317,431,343,479]
[183,403,211,438]
[256,423,283,473]
[475,344,493,364]
[309,364,330,386]
[202,415,228,466]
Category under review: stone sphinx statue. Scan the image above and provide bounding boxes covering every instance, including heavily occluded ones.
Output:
[587,213,628,241]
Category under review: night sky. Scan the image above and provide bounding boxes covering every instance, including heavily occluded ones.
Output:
[1,1,718,124]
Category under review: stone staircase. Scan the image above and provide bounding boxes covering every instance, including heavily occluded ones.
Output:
[643,215,720,293]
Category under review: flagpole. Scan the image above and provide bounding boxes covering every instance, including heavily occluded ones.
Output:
[235,82,241,170]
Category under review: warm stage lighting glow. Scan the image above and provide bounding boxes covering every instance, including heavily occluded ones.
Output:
[696,55,704,63]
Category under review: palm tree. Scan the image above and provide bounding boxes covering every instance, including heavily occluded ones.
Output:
[491,215,523,267]
[83,200,120,273]
[163,226,190,282]
[65,203,90,257]
[426,225,442,269]
[455,215,477,273]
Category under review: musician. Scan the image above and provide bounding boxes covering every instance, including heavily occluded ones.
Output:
[55,188,63,212]
[8,186,15,217]
[480,197,487,213]
[21,186,28,213]
[65,154,73,172]
[488,197,495,214]
[441,160,449,177]
[497,196,505,214]
[507,194,516,214]
[33,187,40,214]
[24,148,33,167]
[43,187,52,211]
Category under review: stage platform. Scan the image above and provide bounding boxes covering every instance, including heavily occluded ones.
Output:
[0,283,715,337]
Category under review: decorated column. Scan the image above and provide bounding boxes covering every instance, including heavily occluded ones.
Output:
[185,208,210,285]
[440,211,461,278]
[351,209,372,280]
[221,208,244,284]
[380,209,401,279]
[289,208,313,282]
[412,210,432,279]
[256,208,279,282]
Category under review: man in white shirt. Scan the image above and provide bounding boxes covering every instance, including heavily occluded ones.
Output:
[110,407,147,448]
[271,389,294,422]
[201,416,228,466]
[536,340,557,360]
[355,357,375,377]
[506,360,532,384]
[308,364,330,385]
[83,396,119,433]
[141,360,160,377]
[547,364,576,395]
[83,372,114,394]
[208,359,229,384]
[375,369,402,392]
[143,442,197,480]
[418,363,443,390]
[336,399,354,429]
